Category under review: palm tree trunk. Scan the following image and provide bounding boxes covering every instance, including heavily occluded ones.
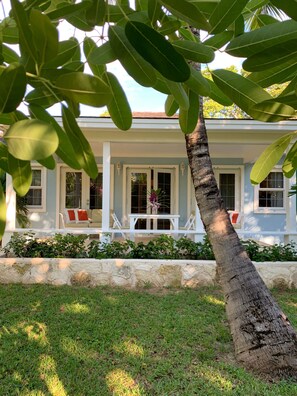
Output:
[185,100,297,377]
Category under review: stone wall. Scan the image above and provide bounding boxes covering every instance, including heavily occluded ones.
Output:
[0,258,296,289]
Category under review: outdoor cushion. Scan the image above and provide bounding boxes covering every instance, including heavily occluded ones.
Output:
[76,209,90,222]
[65,209,76,223]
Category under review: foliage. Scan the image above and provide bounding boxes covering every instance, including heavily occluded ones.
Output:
[1,1,297,235]
[0,284,296,394]
[4,233,297,262]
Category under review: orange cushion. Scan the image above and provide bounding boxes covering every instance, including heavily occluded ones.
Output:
[231,212,239,224]
[66,209,76,222]
[77,209,89,222]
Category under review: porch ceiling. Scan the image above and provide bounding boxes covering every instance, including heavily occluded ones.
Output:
[91,141,271,163]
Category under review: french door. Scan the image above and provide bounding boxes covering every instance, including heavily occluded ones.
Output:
[127,167,175,229]
[214,168,241,212]
[60,168,103,212]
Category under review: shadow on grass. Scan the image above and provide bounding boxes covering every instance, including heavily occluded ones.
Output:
[0,285,296,395]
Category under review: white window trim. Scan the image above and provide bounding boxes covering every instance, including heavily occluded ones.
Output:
[254,167,286,214]
[27,166,47,213]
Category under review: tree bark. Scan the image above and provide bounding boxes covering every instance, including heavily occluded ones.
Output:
[185,104,297,378]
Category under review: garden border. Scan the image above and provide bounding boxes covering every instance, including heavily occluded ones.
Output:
[0,258,296,289]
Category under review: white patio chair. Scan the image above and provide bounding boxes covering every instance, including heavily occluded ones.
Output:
[180,212,195,237]
[111,212,127,239]
[228,211,242,228]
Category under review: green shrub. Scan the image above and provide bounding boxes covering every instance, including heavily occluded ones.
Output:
[3,233,297,261]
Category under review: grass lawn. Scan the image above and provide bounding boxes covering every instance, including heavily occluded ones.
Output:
[0,285,296,396]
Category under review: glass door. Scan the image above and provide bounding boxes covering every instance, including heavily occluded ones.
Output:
[127,169,151,229]
[214,168,241,211]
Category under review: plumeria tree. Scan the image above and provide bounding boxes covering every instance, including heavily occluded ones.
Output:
[0,0,297,378]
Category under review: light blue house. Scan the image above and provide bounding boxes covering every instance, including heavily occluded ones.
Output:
[4,116,297,245]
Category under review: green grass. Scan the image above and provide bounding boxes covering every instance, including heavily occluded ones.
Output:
[0,285,296,395]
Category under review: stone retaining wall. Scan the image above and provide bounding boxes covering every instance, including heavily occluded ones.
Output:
[0,258,296,288]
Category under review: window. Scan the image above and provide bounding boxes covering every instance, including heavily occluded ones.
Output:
[214,168,241,212]
[25,168,46,211]
[255,171,285,212]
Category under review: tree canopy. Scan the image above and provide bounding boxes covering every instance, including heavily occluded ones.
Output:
[0,0,297,236]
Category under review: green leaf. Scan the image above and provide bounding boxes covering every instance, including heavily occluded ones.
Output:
[203,31,234,50]
[172,41,214,64]
[25,86,61,108]
[270,0,297,21]
[5,119,59,161]
[165,95,178,116]
[2,44,20,63]
[159,0,210,31]
[0,182,6,239]
[125,21,190,83]
[250,133,294,184]
[249,101,296,122]
[226,20,297,57]
[30,9,59,66]
[8,153,32,197]
[46,1,92,20]
[83,37,106,78]
[206,78,233,106]
[179,89,199,134]
[243,40,297,72]
[29,104,81,170]
[283,141,297,178]
[38,156,56,170]
[106,4,134,22]
[148,0,162,25]
[86,0,106,26]
[152,74,171,94]
[0,63,26,113]
[212,69,272,119]
[108,25,157,87]
[0,142,9,173]
[89,41,117,65]
[45,39,80,68]
[103,72,132,131]
[166,81,189,110]
[55,72,112,107]
[11,0,37,62]
[248,57,297,87]
[62,106,98,179]
[1,18,19,44]
[209,0,249,34]
[186,66,210,97]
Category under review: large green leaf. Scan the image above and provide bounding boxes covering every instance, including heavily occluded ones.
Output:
[38,156,56,170]
[30,9,58,66]
[166,81,189,110]
[0,142,9,173]
[29,104,81,170]
[108,25,157,87]
[45,39,80,68]
[212,69,279,119]
[83,37,106,78]
[282,141,297,178]
[8,153,32,197]
[2,44,20,63]
[25,86,61,108]
[11,0,37,62]
[179,89,199,134]
[249,101,295,122]
[248,57,297,87]
[209,0,249,34]
[62,106,98,179]
[103,72,132,131]
[250,133,294,184]
[0,182,6,239]
[88,41,117,65]
[1,17,19,44]
[186,66,210,97]
[46,1,92,20]
[86,0,106,26]
[157,19,181,36]
[226,20,297,57]
[5,119,59,161]
[270,0,297,21]
[148,0,162,25]
[165,95,179,117]
[125,21,190,83]
[159,0,210,31]
[172,41,214,64]
[0,63,26,113]
[55,72,112,107]
[206,78,233,106]
[203,31,234,50]
[243,40,297,72]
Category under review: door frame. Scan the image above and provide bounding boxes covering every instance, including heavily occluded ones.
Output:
[123,164,179,226]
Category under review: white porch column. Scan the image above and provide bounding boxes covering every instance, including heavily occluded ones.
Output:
[102,142,111,241]
[194,205,204,242]
[285,175,297,244]
[2,174,16,246]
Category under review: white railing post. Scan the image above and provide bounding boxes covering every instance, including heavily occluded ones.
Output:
[194,205,204,242]
[285,175,297,244]
[102,142,111,242]
[2,174,16,246]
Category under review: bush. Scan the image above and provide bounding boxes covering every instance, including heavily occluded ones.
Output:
[3,233,297,261]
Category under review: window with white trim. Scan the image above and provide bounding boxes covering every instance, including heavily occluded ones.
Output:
[255,171,285,211]
[25,167,46,211]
